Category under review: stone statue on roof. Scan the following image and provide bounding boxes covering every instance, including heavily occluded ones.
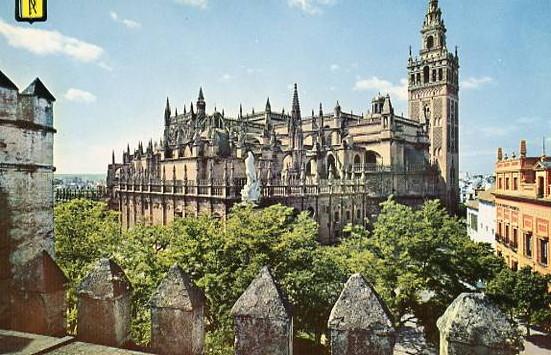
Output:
[241,151,261,204]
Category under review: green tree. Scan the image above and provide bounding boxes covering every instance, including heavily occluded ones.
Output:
[110,203,343,348]
[487,266,551,336]
[335,198,505,341]
[54,198,121,333]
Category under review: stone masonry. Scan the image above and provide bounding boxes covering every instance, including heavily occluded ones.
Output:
[437,293,521,355]
[231,266,293,355]
[150,264,206,355]
[0,69,59,332]
[77,258,133,347]
[328,273,396,355]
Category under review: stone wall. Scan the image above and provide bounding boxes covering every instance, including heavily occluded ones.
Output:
[0,71,58,331]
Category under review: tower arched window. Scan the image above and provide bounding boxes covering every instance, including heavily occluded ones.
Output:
[426,35,434,50]
[423,66,430,84]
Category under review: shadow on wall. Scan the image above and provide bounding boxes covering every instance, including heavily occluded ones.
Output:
[0,185,13,328]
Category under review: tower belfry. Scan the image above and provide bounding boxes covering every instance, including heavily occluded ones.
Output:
[408,0,459,211]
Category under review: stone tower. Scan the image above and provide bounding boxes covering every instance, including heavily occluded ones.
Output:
[408,0,459,211]
[0,70,57,328]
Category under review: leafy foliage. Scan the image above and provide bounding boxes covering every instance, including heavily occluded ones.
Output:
[487,266,551,335]
[54,197,541,352]
[54,198,121,333]
[335,198,506,341]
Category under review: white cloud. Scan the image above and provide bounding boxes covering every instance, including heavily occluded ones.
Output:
[64,88,97,103]
[0,19,104,63]
[330,64,340,72]
[353,76,408,101]
[98,61,113,71]
[220,73,232,82]
[174,0,208,9]
[460,76,493,90]
[288,0,335,15]
[110,11,142,29]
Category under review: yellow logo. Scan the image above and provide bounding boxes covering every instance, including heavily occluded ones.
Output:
[16,0,47,23]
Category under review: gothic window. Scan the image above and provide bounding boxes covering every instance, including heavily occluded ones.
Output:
[365,151,380,167]
[426,35,434,50]
[423,66,430,84]
[410,74,415,84]
[416,73,421,84]
[354,154,361,166]
[432,69,437,82]
[327,154,337,178]
[438,68,443,81]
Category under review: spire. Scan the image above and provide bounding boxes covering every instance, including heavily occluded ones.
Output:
[265,97,271,112]
[164,97,171,124]
[319,103,323,117]
[196,87,206,114]
[335,101,341,114]
[291,83,301,121]
[198,87,204,101]
[0,69,18,91]
[112,150,115,165]
[239,104,243,118]
[22,78,56,102]
[183,104,187,114]
[190,102,194,115]
[421,0,446,53]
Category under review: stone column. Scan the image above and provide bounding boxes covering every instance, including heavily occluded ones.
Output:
[150,264,205,355]
[437,293,521,355]
[77,258,132,347]
[328,273,395,355]
[231,266,293,355]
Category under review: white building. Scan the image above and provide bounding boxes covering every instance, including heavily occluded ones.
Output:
[466,188,496,248]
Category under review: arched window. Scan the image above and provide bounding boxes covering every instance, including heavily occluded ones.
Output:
[426,35,434,49]
[327,154,337,178]
[432,69,437,82]
[365,151,380,165]
[423,66,430,84]
[354,154,361,166]
[438,68,443,81]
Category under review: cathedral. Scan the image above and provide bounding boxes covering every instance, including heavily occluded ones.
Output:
[107,0,460,244]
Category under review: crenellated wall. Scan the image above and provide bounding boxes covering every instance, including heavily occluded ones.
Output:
[0,70,58,331]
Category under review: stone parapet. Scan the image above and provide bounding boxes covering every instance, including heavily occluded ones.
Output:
[328,273,396,355]
[77,258,133,347]
[150,264,205,355]
[437,293,521,355]
[231,266,293,355]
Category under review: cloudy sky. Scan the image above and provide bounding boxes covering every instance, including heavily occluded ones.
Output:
[0,0,550,174]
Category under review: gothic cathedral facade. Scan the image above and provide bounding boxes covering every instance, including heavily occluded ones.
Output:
[107,0,459,243]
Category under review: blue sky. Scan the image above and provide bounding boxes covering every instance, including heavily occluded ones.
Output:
[0,0,550,174]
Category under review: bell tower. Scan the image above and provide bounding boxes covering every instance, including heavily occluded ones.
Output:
[408,0,459,212]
